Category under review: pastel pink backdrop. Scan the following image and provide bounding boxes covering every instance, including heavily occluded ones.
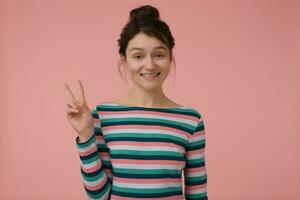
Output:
[1,0,299,199]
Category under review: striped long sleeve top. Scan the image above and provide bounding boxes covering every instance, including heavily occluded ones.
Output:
[75,102,208,200]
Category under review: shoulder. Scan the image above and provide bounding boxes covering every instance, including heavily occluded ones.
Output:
[93,101,116,110]
[94,101,204,121]
[184,105,203,120]
[184,106,205,131]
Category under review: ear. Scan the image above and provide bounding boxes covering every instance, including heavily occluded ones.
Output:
[120,55,127,69]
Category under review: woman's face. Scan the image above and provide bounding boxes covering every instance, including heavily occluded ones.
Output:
[121,32,172,90]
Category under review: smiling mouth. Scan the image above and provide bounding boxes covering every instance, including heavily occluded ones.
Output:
[140,72,161,77]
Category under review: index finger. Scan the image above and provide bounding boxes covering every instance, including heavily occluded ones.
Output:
[64,82,77,104]
[77,79,87,104]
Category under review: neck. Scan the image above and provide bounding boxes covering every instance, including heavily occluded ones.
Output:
[127,85,169,107]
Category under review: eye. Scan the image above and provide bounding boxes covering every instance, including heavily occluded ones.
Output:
[155,54,165,58]
[133,55,143,60]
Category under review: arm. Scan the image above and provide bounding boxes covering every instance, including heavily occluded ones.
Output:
[76,106,112,200]
[184,115,208,200]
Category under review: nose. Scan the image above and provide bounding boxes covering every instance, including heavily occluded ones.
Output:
[144,56,157,70]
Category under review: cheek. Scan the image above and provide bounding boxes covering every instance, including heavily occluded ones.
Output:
[159,59,171,69]
[126,66,141,78]
[161,64,171,73]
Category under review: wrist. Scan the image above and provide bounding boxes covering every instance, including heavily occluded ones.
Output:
[78,130,94,143]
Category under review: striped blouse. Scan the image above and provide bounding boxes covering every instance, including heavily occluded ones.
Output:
[75,102,208,200]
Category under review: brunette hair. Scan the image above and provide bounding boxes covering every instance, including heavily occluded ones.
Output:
[117,5,176,83]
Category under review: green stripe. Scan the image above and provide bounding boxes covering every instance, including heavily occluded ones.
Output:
[102,117,194,130]
[81,154,98,165]
[110,149,184,157]
[106,132,187,145]
[112,185,182,194]
[113,168,181,175]
[186,192,207,199]
[187,157,205,164]
[86,182,110,199]
[106,137,186,148]
[189,139,206,147]
[185,174,207,184]
[97,104,200,117]
[81,167,105,182]
[76,134,96,149]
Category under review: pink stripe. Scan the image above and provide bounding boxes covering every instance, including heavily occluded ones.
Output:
[104,168,112,175]
[195,129,205,135]
[112,158,185,165]
[96,135,104,140]
[81,162,101,173]
[185,183,207,190]
[100,110,198,122]
[103,124,191,138]
[99,152,110,157]
[94,117,99,122]
[184,166,206,173]
[113,176,182,184]
[108,141,182,148]
[83,175,108,191]
[78,145,97,156]
[111,194,185,200]
[186,148,205,155]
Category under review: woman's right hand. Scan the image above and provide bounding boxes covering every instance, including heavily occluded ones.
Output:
[64,79,94,143]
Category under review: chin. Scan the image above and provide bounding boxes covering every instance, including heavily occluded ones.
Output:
[138,82,162,90]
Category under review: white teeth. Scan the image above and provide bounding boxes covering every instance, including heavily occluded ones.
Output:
[141,72,160,77]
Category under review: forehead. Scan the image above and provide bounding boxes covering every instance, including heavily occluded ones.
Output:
[127,32,168,52]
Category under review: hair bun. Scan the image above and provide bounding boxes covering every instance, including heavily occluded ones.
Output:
[129,5,160,23]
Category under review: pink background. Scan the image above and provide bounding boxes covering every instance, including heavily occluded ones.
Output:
[1,0,299,199]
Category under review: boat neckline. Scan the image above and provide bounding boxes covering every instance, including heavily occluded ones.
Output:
[104,102,188,109]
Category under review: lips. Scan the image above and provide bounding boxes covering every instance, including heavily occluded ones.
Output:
[140,72,161,77]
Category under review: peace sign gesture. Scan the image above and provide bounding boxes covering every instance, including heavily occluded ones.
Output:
[64,79,94,142]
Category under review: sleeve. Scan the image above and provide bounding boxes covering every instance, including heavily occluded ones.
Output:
[75,106,112,200]
[184,114,208,200]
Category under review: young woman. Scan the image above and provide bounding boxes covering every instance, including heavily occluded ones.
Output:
[65,5,208,200]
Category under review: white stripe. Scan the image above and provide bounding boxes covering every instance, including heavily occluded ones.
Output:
[187,152,204,159]
[78,143,96,153]
[186,188,207,194]
[95,139,105,145]
[100,113,197,127]
[113,180,182,189]
[99,156,111,161]
[88,184,110,200]
[109,145,184,153]
[115,163,182,170]
[82,171,106,187]
[103,128,188,141]
[185,170,207,177]
[94,122,101,128]
[103,102,190,109]
[189,134,205,142]
[82,159,100,168]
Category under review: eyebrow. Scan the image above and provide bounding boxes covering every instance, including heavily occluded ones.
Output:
[129,46,168,52]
